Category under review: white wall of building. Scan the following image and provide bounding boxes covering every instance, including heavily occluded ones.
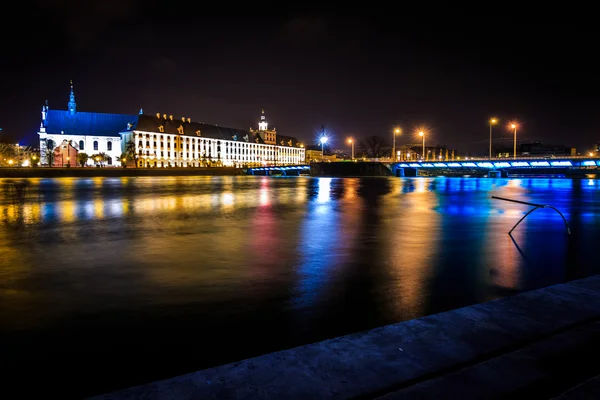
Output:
[38,131,122,166]
[125,130,305,167]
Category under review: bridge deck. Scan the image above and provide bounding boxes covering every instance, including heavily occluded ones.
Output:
[394,158,600,169]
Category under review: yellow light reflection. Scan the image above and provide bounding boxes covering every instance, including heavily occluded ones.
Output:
[222,193,234,208]
[60,200,77,223]
[94,198,104,219]
[385,178,439,320]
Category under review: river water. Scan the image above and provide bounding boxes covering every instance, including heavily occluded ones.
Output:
[1,176,599,397]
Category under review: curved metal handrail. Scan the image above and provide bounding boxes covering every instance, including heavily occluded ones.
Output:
[491,196,571,235]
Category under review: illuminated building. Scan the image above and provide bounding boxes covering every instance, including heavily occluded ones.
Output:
[38,84,304,167]
[124,109,304,168]
[38,81,132,166]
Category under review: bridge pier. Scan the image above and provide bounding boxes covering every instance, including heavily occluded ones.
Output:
[403,168,418,177]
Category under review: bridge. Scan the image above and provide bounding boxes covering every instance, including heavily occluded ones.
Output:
[246,165,310,176]
[390,157,600,177]
[245,158,600,178]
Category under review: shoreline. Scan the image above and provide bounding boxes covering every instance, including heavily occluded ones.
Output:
[0,167,245,178]
[89,274,600,399]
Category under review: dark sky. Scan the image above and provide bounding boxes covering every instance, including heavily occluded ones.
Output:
[2,6,599,154]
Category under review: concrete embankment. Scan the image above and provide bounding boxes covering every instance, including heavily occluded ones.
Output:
[0,167,244,178]
[310,162,393,177]
[89,274,600,399]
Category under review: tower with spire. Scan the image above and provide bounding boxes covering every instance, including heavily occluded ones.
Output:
[250,109,277,144]
[68,80,77,115]
[258,109,268,131]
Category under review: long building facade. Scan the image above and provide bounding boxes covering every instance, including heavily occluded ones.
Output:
[38,83,305,167]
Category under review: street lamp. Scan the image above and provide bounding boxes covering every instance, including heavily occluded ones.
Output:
[393,127,401,162]
[510,123,518,159]
[419,131,425,160]
[320,136,328,161]
[347,138,354,160]
[489,118,497,159]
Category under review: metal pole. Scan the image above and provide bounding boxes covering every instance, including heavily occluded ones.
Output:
[491,196,571,235]
[513,127,517,159]
[392,131,395,163]
[351,141,354,160]
[422,135,425,160]
[489,123,492,160]
[321,143,324,161]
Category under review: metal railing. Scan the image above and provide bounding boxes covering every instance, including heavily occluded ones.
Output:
[492,196,571,235]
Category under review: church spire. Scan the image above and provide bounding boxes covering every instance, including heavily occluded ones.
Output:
[68,80,77,115]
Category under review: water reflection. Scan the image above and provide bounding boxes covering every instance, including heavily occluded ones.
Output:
[1,176,599,397]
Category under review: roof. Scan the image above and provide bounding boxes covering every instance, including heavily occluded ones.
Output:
[45,110,136,137]
[127,114,303,148]
[275,134,303,148]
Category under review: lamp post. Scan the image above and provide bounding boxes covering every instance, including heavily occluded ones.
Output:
[320,136,328,161]
[511,123,518,159]
[419,131,425,160]
[393,128,401,161]
[347,138,354,160]
[489,118,497,159]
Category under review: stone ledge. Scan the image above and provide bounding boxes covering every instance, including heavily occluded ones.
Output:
[88,275,600,400]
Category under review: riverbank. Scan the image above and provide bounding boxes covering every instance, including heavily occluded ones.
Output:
[0,167,245,178]
[90,274,600,399]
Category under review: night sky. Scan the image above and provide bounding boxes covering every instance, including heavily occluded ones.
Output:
[2,8,599,154]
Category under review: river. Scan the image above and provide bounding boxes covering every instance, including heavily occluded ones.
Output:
[1,176,598,397]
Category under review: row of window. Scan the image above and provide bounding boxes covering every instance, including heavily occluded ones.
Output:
[137,150,303,161]
[78,140,113,152]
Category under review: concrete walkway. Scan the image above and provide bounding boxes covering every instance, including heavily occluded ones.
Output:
[88,275,600,399]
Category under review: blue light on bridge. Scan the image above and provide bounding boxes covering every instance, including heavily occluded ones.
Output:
[476,162,494,168]
[530,161,550,167]
[421,163,434,167]
[447,163,461,167]
[511,161,530,167]
[550,161,572,167]
[461,162,477,167]
[493,162,511,168]
[398,163,409,167]
[582,160,596,166]
[433,163,447,167]
[409,163,421,167]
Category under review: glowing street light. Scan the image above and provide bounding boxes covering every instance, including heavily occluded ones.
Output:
[393,127,401,162]
[320,136,328,161]
[489,118,498,159]
[510,122,518,159]
[419,131,425,160]
[347,138,354,160]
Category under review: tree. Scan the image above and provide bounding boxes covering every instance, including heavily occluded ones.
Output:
[117,154,127,168]
[42,138,56,167]
[77,152,89,167]
[358,136,389,158]
[0,142,15,166]
[124,139,138,168]
[93,152,109,167]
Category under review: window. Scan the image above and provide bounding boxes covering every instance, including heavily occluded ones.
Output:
[107,141,112,151]
[79,140,84,150]
[93,141,98,151]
